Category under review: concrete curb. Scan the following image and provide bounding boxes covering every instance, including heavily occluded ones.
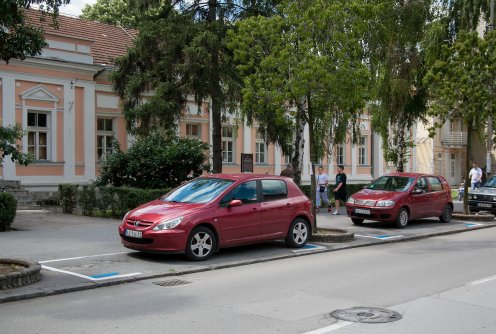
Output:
[1,219,495,304]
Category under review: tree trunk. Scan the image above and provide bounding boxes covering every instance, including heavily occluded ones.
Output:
[307,94,318,231]
[463,118,472,215]
[292,107,306,186]
[396,124,405,172]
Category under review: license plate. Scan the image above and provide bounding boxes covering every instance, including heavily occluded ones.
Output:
[125,229,142,238]
[477,203,492,208]
[355,208,371,215]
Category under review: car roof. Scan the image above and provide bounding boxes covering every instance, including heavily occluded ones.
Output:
[202,173,289,182]
[383,172,443,178]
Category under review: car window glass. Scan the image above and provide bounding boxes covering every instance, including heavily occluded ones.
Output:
[484,176,496,187]
[366,176,413,192]
[163,178,234,204]
[427,177,443,191]
[220,181,258,205]
[416,177,428,192]
[262,180,288,201]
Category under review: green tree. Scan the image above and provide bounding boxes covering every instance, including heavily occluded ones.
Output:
[0,0,69,63]
[80,0,158,28]
[425,31,496,213]
[110,1,279,174]
[229,0,371,224]
[0,124,32,166]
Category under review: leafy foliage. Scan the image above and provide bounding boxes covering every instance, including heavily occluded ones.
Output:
[0,192,17,232]
[96,132,210,189]
[0,124,32,166]
[0,0,69,63]
[58,184,78,214]
[80,0,145,28]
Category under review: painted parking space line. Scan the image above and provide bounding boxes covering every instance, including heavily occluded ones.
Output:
[41,265,141,282]
[292,244,327,253]
[302,320,352,334]
[468,274,496,286]
[39,251,130,264]
[355,234,403,240]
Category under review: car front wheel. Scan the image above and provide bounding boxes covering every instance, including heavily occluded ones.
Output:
[395,208,409,228]
[286,218,309,248]
[351,217,364,225]
[185,226,216,261]
[439,205,452,223]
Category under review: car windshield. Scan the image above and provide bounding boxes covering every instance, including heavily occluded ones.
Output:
[483,176,496,188]
[366,176,415,192]
[163,178,234,204]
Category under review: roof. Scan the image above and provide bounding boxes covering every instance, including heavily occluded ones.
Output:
[203,174,288,181]
[26,9,137,65]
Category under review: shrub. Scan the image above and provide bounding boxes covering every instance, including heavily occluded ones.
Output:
[79,184,97,216]
[58,184,78,214]
[0,192,17,231]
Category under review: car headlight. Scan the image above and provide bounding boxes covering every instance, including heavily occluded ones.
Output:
[153,216,184,230]
[122,211,131,223]
[376,200,395,207]
[347,197,355,204]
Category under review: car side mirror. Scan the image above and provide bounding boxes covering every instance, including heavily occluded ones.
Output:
[228,199,243,207]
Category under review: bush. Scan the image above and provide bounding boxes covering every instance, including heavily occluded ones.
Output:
[299,183,368,203]
[96,131,210,189]
[58,184,78,214]
[79,184,97,216]
[0,192,17,231]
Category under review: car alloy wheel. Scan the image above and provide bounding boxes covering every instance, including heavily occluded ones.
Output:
[286,218,309,248]
[395,208,409,228]
[186,227,216,261]
[439,205,452,223]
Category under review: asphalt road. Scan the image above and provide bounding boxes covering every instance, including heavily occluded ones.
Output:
[1,225,495,333]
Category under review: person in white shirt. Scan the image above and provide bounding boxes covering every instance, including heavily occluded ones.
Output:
[469,162,483,190]
[315,165,331,212]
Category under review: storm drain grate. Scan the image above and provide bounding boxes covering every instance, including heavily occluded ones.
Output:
[153,279,191,287]
[330,307,402,324]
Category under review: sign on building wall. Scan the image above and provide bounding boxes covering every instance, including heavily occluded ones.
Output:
[241,153,253,173]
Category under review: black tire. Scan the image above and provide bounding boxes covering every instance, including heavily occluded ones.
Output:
[439,205,452,223]
[185,226,216,261]
[395,208,409,228]
[351,217,364,225]
[285,218,309,248]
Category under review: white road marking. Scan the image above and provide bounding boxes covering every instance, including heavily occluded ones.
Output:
[355,234,403,240]
[302,321,352,334]
[41,265,141,282]
[39,251,130,264]
[468,274,496,286]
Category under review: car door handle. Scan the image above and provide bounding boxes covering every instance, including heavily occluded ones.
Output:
[286,203,291,206]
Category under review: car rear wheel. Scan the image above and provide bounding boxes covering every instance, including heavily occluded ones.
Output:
[439,205,452,223]
[285,218,309,248]
[395,208,409,228]
[351,218,364,225]
[185,226,216,261]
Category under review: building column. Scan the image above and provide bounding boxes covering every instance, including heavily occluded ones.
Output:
[351,145,357,178]
[243,121,251,153]
[63,81,76,180]
[83,83,96,181]
[302,123,311,183]
[274,144,282,175]
[1,76,16,180]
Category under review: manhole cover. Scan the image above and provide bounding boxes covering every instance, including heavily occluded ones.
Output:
[153,279,190,287]
[331,307,402,323]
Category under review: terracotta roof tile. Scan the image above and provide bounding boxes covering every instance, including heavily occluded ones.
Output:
[27,9,137,65]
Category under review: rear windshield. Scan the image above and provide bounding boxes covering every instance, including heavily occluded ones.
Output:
[366,176,415,192]
[163,178,234,204]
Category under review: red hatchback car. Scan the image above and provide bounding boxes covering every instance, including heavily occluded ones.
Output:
[346,173,453,228]
[118,174,313,261]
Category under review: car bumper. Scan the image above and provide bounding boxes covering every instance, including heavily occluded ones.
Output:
[468,200,496,212]
[118,225,189,253]
[346,205,398,222]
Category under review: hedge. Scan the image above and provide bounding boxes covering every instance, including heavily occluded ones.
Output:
[0,192,17,231]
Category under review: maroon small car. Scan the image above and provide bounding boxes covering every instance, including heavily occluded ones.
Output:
[346,173,453,228]
[119,174,313,261]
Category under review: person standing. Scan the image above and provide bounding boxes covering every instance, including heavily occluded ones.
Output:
[315,165,331,212]
[332,165,347,215]
[280,163,294,179]
[469,162,483,190]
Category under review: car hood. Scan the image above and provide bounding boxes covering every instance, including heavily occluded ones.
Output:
[127,200,206,223]
[469,187,496,196]
[352,189,403,202]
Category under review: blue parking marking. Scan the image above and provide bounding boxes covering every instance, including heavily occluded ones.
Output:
[375,235,391,239]
[303,244,319,249]
[90,272,119,279]
[465,223,483,228]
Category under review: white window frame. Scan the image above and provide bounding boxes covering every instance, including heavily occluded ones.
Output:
[450,153,456,178]
[27,111,50,161]
[186,123,202,139]
[222,126,235,164]
[255,131,267,164]
[336,144,345,165]
[359,136,367,166]
[97,118,115,162]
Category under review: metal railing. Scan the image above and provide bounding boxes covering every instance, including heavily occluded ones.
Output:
[442,132,467,147]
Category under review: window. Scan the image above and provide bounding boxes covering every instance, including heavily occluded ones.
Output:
[255,131,267,164]
[427,176,443,191]
[186,123,201,139]
[222,127,235,163]
[285,155,291,164]
[27,112,49,160]
[416,177,429,191]
[450,154,456,178]
[220,180,258,205]
[262,180,288,201]
[336,145,345,165]
[359,136,367,165]
[97,118,114,161]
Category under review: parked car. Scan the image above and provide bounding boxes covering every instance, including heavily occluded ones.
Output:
[346,173,453,228]
[468,176,496,213]
[118,174,313,261]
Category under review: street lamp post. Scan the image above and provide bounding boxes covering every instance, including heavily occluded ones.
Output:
[486,0,495,176]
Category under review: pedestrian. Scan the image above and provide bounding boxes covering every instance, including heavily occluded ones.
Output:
[469,162,483,190]
[280,163,294,179]
[315,165,331,213]
[331,164,347,215]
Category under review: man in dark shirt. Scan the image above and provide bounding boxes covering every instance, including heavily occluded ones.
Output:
[280,163,294,179]
[332,165,347,215]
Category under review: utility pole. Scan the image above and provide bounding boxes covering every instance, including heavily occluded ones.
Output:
[486,0,494,176]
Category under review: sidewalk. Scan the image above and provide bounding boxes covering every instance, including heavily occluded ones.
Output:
[1,208,495,304]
